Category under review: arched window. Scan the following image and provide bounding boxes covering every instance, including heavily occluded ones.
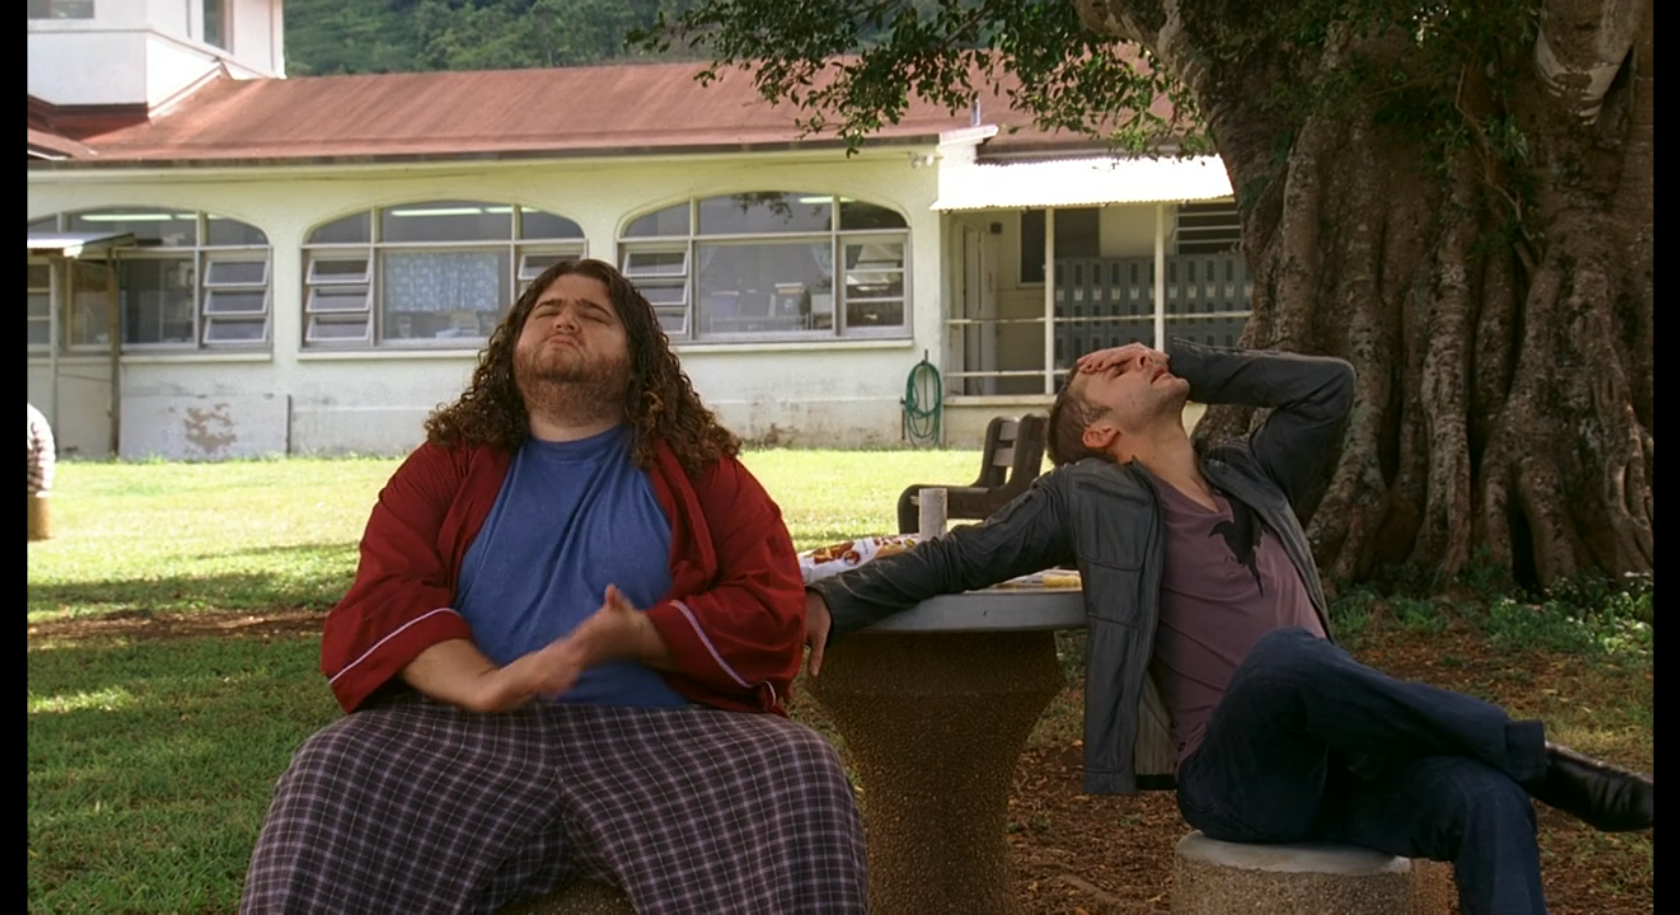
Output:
[618,192,909,341]
[27,208,272,351]
[302,201,585,348]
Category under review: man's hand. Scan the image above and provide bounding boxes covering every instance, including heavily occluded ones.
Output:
[402,587,673,714]
[466,584,673,712]
[1077,343,1168,376]
[804,590,832,678]
[480,638,587,711]
[567,585,674,670]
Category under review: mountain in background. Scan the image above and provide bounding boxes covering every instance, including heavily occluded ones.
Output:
[284,0,958,76]
[283,0,708,75]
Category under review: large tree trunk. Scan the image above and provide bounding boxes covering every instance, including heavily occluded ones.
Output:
[1077,0,1653,588]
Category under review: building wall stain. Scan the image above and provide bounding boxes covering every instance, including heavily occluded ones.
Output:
[181,404,238,454]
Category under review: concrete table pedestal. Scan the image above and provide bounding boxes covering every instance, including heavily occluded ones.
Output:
[806,588,1085,915]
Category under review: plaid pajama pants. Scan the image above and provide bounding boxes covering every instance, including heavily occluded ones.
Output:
[241,693,867,914]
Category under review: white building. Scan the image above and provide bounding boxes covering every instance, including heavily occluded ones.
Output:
[27,0,1242,459]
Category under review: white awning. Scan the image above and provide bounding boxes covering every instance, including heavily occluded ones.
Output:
[26,231,136,259]
[931,155,1233,211]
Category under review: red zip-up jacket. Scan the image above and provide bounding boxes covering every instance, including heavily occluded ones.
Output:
[320,437,806,716]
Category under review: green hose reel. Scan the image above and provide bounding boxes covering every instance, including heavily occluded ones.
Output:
[902,352,943,447]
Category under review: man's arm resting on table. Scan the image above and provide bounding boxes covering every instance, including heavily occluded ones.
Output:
[804,478,1074,674]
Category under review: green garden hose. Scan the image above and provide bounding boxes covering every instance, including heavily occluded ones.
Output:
[902,353,943,447]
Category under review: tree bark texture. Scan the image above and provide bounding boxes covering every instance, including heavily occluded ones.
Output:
[1076,0,1653,587]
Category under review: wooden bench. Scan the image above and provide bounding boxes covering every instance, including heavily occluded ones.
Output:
[895,414,1049,534]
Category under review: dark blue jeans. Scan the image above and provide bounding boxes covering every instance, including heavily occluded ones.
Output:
[1176,626,1551,915]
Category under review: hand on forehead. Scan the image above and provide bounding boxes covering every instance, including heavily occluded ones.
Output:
[1076,342,1167,375]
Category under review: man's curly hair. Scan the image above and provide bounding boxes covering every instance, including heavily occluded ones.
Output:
[424,258,739,477]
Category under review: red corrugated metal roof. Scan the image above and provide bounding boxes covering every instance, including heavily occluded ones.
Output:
[47,61,1069,166]
[28,94,150,141]
[28,127,96,159]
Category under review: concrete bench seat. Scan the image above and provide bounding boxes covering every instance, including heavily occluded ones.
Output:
[1173,830,1453,915]
[499,880,634,915]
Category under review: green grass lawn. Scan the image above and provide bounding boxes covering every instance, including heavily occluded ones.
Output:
[29,635,332,912]
[25,449,985,622]
[26,449,985,912]
[27,453,1653,913]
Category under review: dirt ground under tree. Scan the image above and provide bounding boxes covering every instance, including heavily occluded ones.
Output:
[28,609,1652,914]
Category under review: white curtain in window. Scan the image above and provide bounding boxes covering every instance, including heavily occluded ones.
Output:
[809,242,833,279]
[384,251,502,313]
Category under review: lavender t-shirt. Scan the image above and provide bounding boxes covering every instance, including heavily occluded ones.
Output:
[1148,480,1326,763]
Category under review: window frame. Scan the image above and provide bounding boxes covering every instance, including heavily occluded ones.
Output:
[1019,207,1101,287]
[618,240,693,336]
[31,209,272,354]
[27,0,95,20]
[114,253,199,350]
[1174,200,1243,255]
[201,0,229,50]
[617,194,912,344]
[27,259,53,352]
[837,234,910,339]
[302,202,586,350]
[200,251,270,345]
[65,258,117,351]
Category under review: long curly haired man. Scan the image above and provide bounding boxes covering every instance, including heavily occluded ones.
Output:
[425,258,737,476]
[243,258,866,914]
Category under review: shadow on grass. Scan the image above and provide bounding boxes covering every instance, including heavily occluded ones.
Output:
[28,541,359,617]
[181,541,361,562]
[28,635,337,913]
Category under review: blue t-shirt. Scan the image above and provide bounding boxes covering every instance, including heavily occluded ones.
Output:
[455,426,688,708]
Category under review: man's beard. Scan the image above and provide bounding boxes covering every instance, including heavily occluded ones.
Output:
[513,343,632,429]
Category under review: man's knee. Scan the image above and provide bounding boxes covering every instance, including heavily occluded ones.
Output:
[1241,626,1331,675]
[743,718,856,806]
[772,720,848,778]
[1437,763,1537,833]
[276,711,394,793]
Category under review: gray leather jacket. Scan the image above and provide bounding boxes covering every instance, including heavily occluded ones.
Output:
[809,340,1356,794]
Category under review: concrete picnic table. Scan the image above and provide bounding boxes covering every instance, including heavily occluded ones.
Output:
[805,585,1086,915]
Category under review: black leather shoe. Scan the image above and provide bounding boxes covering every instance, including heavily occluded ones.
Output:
[1531,742,1653,832]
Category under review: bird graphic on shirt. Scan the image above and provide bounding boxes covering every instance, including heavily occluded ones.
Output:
[1210,498,1265,593]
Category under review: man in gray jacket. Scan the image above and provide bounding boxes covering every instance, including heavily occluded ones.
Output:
[805,340,1651,915]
